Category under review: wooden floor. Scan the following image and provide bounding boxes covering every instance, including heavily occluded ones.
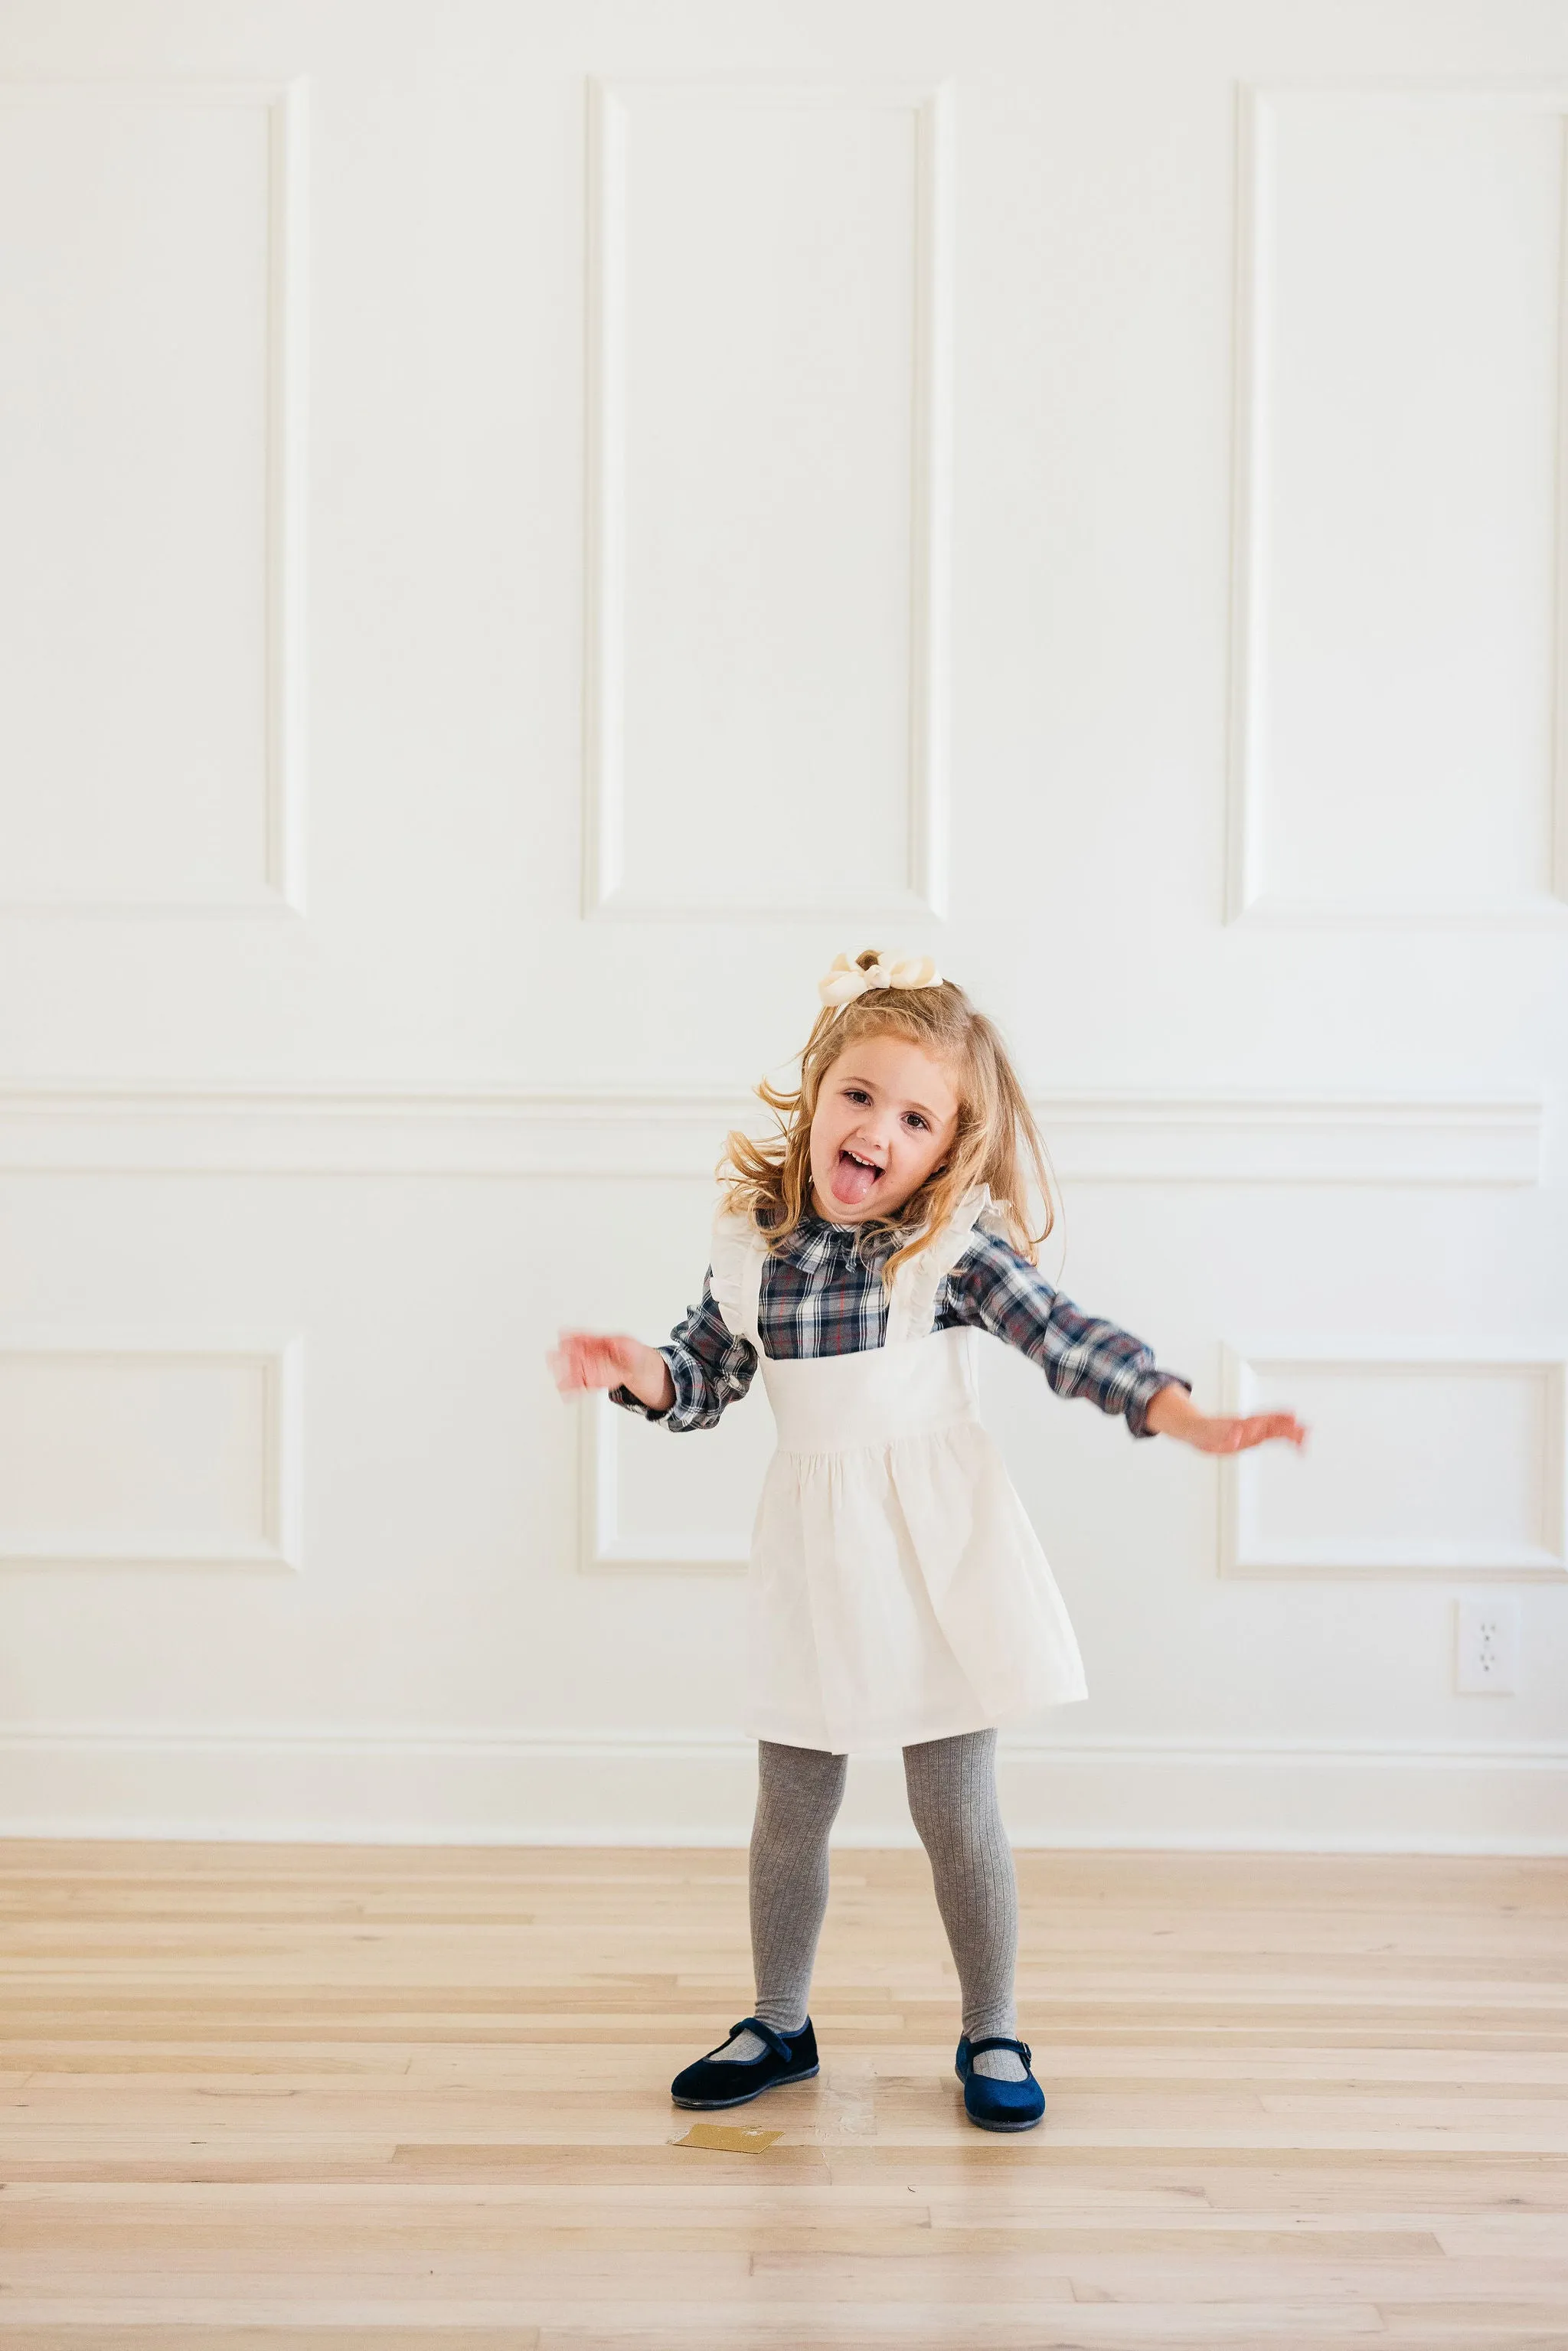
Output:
[0,1844,1563,2348]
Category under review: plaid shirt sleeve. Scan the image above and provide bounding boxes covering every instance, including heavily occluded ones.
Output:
[609,1265,759,1432]
[938,1229,1191,1438]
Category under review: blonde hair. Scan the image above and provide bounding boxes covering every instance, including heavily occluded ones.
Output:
[720,954,1055,1288]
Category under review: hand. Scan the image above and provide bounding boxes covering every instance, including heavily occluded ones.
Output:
[548,1329,674,1413]
[1145,1383,1307,1455]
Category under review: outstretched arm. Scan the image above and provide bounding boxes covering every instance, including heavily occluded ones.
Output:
[942,1229,1305,1450]
[549,1268,758,1431]
[942,1229,1193,1438]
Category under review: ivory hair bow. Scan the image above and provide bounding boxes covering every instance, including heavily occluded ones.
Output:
[818,949,944,1011]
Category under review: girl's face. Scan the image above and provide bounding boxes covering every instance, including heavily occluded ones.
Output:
[808,1030,961,1225]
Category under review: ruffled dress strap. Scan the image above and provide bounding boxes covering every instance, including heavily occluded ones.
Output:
[707,1197,766,1348]
[884,1182,1007,1347]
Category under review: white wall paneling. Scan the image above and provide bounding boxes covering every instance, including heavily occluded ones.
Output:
[4,2,1567,1858]
[2,1134,1563,1845]
[0,1082,1542,1184]
[1220,1343,1568,1579]
[1227,83,1568,925]
[0,77,308,915]
[583,76,952,919]
[579,1389,769,1571]
[0,1335,303,1570]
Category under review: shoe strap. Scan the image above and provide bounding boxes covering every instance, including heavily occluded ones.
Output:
[966,2034,1032,2068]
[724,2015,795,2064]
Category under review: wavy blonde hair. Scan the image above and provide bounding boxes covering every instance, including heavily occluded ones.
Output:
[720,955,1055,1288]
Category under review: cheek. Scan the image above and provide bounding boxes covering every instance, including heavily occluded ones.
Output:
[909,1123,950,1174]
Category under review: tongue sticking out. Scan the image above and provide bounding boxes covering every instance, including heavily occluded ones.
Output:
[831,1150,880,1206]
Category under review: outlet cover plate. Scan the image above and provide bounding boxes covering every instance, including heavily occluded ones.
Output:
[1455,1596,1520,1694]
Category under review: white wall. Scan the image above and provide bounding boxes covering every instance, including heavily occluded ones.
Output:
[1,0,1565,1850]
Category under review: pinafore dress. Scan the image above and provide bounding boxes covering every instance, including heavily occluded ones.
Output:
[709,1184,1088,1755]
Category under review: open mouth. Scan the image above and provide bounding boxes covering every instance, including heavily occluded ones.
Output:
[830,1146,884,1207]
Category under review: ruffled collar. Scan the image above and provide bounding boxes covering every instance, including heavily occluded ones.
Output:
[790,1206,896,1268]
[786,1181,996,1268]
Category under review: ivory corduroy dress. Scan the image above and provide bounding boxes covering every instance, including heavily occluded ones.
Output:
[708,1184,1089,1755]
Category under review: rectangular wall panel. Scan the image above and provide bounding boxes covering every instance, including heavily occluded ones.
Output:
[1228,87,1568,922]
[580,1389,773,1571]
[0,80,306,911]
[583,77,951,917]
[1220,1345,1568,1577]
[0,1339,302,1569]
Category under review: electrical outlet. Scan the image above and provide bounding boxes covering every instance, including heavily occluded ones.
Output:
[1455,1598,1519,1695]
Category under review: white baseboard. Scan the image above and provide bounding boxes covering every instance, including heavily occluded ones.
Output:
[0,1726,1563,1853]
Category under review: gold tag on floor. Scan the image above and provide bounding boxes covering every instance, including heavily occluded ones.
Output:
[673,2121,782,2154]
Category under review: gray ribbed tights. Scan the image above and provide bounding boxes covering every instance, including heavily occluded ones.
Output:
[714,1729,1024,2082]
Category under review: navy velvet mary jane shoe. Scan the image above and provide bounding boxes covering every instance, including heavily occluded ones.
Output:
[955,2034,1047,2132]
[671,2016,819,2110]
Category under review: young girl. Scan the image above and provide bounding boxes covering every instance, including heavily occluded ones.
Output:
[550,951,1305,2131]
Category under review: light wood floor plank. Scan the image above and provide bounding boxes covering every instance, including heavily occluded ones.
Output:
[0,1843,1563,2346]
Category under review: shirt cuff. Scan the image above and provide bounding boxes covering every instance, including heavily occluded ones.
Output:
[609,1345,701,1428]
[608,1347,680,1423]
[1125,1369,1191,1440]
[608,1380,668,1422]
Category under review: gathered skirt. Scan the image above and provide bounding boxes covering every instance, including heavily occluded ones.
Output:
[742,1418,1088,1755]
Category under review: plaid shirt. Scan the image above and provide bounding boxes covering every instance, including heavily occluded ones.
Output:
[613,1210,1189,1438]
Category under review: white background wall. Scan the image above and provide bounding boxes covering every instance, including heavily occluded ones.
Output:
[1,0,1565,1850]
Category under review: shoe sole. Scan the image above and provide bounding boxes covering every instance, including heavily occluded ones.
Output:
[671,2062,820,2111]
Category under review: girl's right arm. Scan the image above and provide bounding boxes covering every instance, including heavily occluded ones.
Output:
[549,1267,759,1431]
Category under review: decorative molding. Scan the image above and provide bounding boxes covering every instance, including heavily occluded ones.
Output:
[0,77,308,918]
[0,1334,304,1571]
[266,77,310,915]
[0,1081,1542,1184]
[1225,80,1568,929]
[579,1392,747,1572]
[0,1722,1561,1851]
[1219,1340,1568,1580]
[581,74,952,919]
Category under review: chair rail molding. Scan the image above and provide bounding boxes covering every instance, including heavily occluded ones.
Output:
[0,1082,1544,1184]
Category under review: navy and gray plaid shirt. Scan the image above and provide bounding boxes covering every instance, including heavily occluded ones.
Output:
[612,1210,1189,1438]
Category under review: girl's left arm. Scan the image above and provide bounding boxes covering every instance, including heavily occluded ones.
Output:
[944,1233,1305,1453]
